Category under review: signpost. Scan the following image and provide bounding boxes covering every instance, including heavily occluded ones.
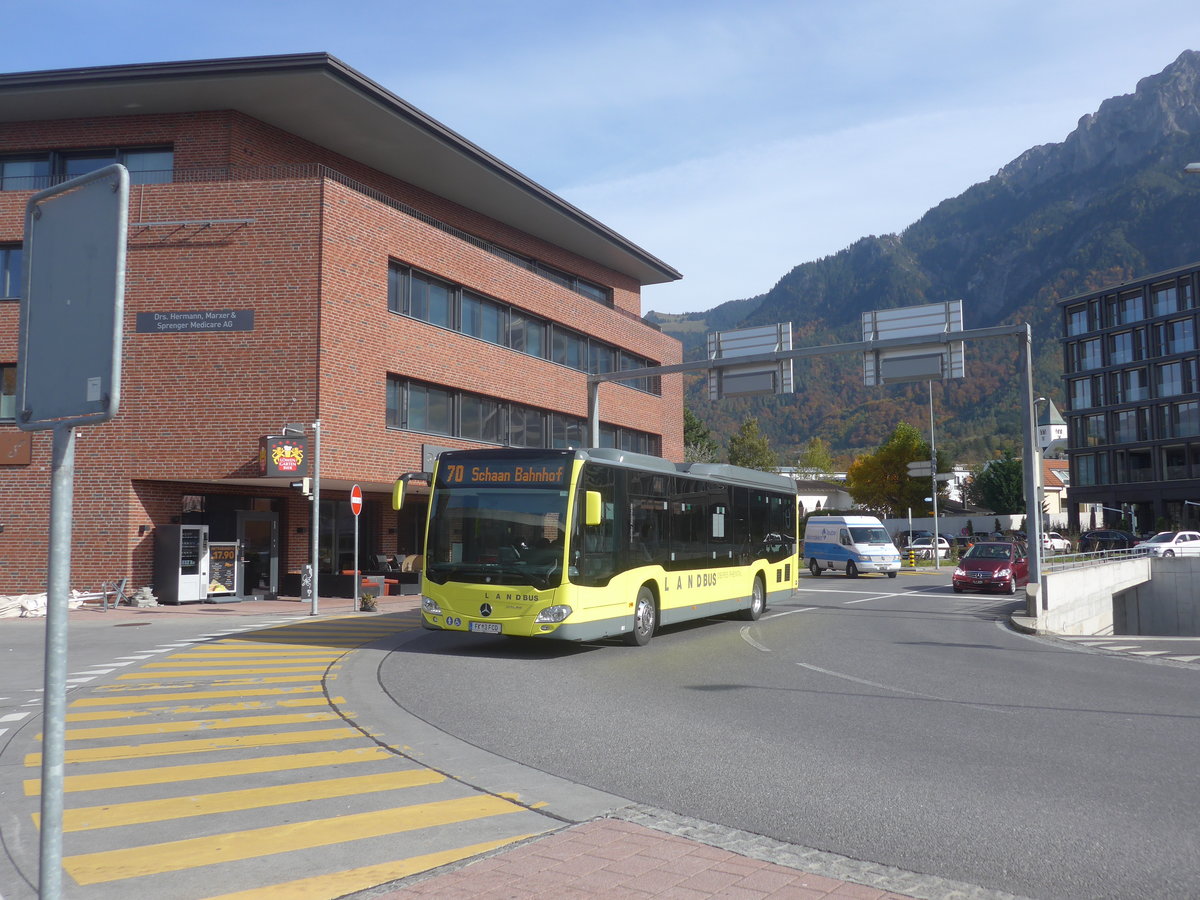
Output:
[18,163,129,899]
[351,484,362,610]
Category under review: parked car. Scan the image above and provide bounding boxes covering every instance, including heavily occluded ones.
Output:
[906,536,951,559]
[1042,531,1072,553]
[1135,530,1200,557]
[1078,529,1138,552]
[952,541,1029,594]
[893,529,932,549]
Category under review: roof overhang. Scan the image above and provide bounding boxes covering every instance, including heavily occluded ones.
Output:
[0,53,681,286]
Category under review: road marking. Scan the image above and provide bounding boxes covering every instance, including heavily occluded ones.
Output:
[42,769,446,831]
[63,795,528,884]
[1,712,31,722]
[842,595,891,604]
[24,726,362,765]
[24,746,393,795]
[71,685,324,706]
[1168,655,1200,662]
[57,710,339,741]
[796,662,1010,714]
[1131,650,1169,656]
[739,628,771,652]
[201,835,539,900]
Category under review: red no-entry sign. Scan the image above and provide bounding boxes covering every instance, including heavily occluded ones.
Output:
[350,484,363,516]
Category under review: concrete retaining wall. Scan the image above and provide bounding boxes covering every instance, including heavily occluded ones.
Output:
[1040,557,1151,635]
[1039,556,1200,636]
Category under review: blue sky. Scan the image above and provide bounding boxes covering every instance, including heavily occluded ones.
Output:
[8,1,1200,314]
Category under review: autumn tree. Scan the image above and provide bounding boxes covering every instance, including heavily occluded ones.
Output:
[844,422,950,518]
[727,417,779,471]
[683,407,720,462]
[965,451,1025,514]
[795,436,835,475]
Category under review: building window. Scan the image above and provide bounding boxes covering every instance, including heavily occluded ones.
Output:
[1152,282,1179,316]
[1108,331,1134,365]
[0,364,14,420]
[1081,414,1107,446]
[1066,305,1089,336]
[0,147,173,190]
[460,393,505,443]
[1117,289,1144,324]
[0,245,21,299]
[1111,368,1148,403]
[1160,401,1200,439]
[1113,408,1149,443]
[1155,360,1197,398]
[459,290,506,346]
[508,406,546,448]
[1162,445,1188,480]
[385,375,658,454]
[1071,339,1101,372]
[1076,454,1096,487]
[388,261,659,393]
[551,325,586,370]
[507,308,546,358]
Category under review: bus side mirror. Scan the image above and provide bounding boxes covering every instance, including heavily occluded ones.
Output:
[585,491,603,527]
[392,478,405,511]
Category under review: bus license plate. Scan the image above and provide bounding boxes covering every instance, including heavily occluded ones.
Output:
[469,621,502,634]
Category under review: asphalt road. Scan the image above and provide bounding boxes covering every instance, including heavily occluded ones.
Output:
[380,571,1200,900]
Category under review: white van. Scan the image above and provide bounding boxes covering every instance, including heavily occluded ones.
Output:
[804,515,901,578]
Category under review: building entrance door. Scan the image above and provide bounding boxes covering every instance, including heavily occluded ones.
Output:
[237,511,278,599]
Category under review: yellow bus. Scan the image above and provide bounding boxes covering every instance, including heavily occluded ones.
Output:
[407,447,798,646]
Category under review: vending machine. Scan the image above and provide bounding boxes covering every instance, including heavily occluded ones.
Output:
[154,524,210,604]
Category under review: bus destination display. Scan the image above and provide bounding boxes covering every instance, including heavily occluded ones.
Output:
[438,459,567,488]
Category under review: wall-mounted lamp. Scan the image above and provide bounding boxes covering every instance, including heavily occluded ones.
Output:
[138,524,150,536]
[0,523,5,534]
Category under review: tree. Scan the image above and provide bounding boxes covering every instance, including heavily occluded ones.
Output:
[727,417,778,471]
[969,451,1026,515]
[795,436,835,475]
[844,422,950,518]
[683,407,720,462]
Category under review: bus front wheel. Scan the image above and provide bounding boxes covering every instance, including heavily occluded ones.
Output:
[625,585,657,646]
[739,576,765,621]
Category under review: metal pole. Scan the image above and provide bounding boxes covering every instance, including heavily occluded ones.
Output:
[929,380,940,570]
[310,420,320,616]
[39,425,75,899]
[1019,326,1044,607]
[353,504,359,612]
[588,380,601,448]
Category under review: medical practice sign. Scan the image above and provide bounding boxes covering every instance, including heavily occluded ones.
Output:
[136,309,254,333]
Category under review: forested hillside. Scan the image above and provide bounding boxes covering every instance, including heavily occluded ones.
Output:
[650,49,1200,466]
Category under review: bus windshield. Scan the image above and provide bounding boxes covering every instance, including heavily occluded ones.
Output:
[425,486,569,590]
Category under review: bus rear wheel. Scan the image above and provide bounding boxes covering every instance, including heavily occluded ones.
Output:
[809,559,821,577]
[739,576,765,621]
[625,585,657,646]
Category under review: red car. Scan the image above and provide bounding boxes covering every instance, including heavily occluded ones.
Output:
[952,542,1029,594]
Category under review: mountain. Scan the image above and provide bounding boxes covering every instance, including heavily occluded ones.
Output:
[651,49,1200,464]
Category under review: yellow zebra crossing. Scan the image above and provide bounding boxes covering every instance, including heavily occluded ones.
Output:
[17,612,556,899]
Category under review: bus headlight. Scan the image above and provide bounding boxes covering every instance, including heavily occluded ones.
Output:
[535,605,572,624]
[421,595,442,616]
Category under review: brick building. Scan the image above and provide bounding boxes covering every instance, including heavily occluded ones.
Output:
[0,54,683,599]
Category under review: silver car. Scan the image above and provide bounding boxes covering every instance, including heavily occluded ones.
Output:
[1136,531,1200,557]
